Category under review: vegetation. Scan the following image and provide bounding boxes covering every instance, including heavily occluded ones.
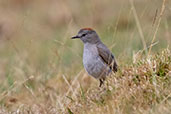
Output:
[0,0,170,113]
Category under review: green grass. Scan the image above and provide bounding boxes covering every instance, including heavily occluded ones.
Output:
[0,0,171,113]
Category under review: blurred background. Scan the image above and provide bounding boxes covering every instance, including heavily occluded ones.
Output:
[0,0,170,108]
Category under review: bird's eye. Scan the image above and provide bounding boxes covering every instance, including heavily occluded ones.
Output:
[82,34,86,37]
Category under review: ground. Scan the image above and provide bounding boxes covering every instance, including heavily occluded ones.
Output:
[0,0,171,113]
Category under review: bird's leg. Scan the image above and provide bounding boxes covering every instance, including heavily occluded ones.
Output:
[99,79,104,87]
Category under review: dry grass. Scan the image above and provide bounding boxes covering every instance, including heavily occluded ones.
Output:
[0,48,170,114]
[65,48,171,114]
[148,0,166,56]
[0,0,171,114]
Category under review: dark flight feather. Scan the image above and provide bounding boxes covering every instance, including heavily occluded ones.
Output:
[97,42,117,72]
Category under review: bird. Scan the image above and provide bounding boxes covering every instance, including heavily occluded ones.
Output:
[71,28,117,87]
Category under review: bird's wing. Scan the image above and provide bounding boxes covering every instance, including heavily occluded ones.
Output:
[97,43,117,72]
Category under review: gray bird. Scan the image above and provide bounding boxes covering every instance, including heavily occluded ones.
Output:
[72,28,117,87]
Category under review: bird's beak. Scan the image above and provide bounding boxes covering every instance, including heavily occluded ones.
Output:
[71,35,80,39]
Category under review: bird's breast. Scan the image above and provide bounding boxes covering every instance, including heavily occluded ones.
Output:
[83,43,110,79]
[83,44,98,67]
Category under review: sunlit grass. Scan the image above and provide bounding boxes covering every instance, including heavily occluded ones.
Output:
[0,0,170,113]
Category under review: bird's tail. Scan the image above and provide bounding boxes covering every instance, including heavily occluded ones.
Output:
[109,60,118,73]
[112,60,118,72]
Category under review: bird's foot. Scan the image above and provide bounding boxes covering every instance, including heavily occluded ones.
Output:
[99,79,104,87]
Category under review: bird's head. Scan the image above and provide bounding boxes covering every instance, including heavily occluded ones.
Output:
[71,28,100,44]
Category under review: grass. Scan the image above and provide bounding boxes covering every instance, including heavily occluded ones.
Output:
[0,0,171,113]
[66,49,171,114]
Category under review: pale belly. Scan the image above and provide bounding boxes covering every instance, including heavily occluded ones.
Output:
[83,44,111,79]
